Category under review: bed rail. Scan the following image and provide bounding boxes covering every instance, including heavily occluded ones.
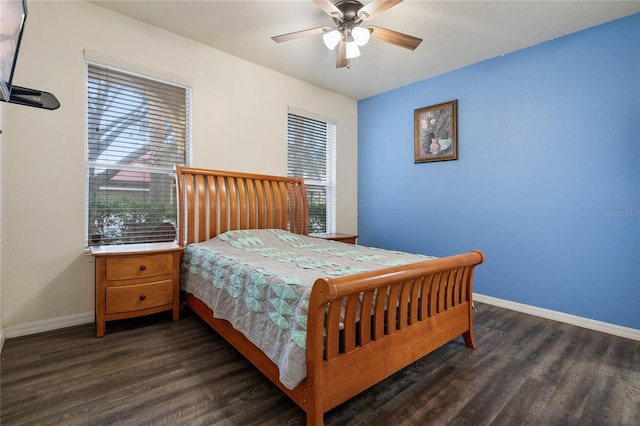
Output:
[175,166,308,245]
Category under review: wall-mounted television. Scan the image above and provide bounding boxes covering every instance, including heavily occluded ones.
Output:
[0,0,28,102]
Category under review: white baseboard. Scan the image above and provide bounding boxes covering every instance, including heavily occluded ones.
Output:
[0,327,5,353]
[474,293,640,342]
[4,312,94,339]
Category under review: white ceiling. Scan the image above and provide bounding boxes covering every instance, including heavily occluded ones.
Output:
[89,0,640,100]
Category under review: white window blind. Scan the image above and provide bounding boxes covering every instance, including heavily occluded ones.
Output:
[86,62,190,246]
[287,110,336,233]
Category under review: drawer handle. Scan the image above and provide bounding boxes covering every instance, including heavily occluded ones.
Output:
[139,265,147,271]
[139,295,146,301]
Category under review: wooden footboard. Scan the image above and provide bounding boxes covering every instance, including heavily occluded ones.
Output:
[304,250,484,424]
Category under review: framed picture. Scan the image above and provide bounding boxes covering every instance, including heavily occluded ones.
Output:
[414,100,458,163]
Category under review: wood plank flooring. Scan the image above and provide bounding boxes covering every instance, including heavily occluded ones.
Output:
[2,303,639,425]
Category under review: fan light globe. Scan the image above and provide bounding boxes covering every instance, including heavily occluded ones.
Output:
[346,41,361,59]
[352,26,370,46]
[322,30,341,50]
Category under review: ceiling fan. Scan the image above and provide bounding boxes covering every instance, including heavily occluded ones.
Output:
[271,0,422,68]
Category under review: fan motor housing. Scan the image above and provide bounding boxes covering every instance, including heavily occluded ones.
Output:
[335,0,365,21]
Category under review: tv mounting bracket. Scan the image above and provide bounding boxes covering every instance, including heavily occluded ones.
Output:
[1,85,60,110]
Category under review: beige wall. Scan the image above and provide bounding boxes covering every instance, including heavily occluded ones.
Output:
[1,1,357,330]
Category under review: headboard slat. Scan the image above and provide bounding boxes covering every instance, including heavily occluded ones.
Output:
[265,180,275,229]
[256,180,266,230]
[237,178,247,230]
[278,181,287,230]
[217,176,228,235]
[184,173,196,245]
[228,176,239,231]
[176,167,309,246]
[207,176,216,240]
[196,174,207,243]
[295,181,307,235]
[246,178,257,229]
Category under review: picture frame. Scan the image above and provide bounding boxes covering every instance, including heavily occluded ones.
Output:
[414,99,458,163]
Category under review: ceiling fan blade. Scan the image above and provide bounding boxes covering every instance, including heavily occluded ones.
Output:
[336,39,349,68]
[271,26,330,43]
[313,0,343,19]
[368,25,422,50]
[358,0,404,20]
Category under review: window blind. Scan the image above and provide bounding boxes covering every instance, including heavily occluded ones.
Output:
[287,111,336,233]
[86,63,190,246]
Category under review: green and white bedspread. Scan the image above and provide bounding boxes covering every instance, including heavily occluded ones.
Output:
[180,228,435,390]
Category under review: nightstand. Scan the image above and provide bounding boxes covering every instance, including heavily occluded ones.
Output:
[91,242,184,337]
[310,232,358,245]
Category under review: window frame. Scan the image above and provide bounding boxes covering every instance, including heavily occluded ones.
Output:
[286,107,336,234]
[84,51,192,248]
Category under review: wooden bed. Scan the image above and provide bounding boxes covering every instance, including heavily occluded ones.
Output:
[175,166,484,425]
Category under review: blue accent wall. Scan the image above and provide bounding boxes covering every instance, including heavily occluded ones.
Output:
[358,14,640,329]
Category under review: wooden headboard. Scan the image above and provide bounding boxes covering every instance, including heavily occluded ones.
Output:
[175,166,309,246]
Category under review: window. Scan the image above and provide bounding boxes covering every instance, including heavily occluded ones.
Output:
[287,109,336,233]
[86,60,190,246]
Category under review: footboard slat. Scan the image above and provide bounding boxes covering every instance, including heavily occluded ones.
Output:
[386,283,400,334]
[430,272,439,315]
[454,267,464,305]
[419,275,430,320]
[359,292,374,345]
[410,278,421,324]
[373,285,386,339]
[325,300,342,360]
[398,281,411,330]
[437,271,447,313]
[445,269,455,309]
[461,266,471,303]
[343,294,359,353]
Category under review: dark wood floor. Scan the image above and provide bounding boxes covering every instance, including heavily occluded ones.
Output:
[2,303,639,425]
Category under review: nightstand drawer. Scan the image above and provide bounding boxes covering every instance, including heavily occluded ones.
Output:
[106,279,173,314]
[105,254,173,281]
